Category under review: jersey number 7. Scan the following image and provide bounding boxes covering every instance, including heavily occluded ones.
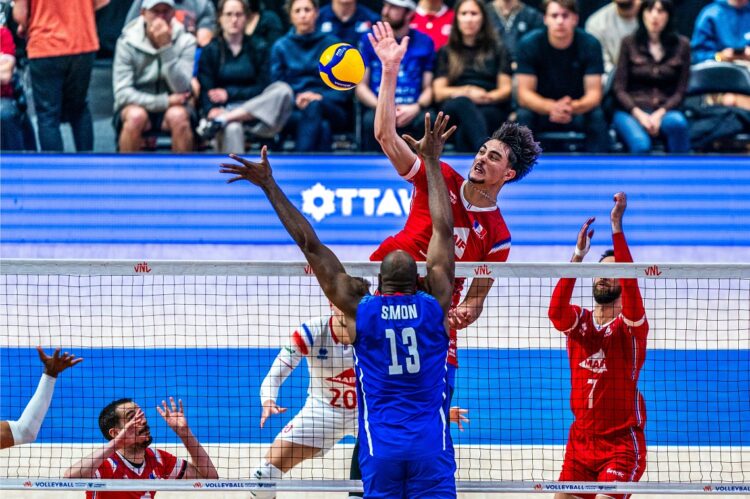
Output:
[386,327,421,375]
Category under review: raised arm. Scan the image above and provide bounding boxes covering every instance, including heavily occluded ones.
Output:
[368,22,418,175]
[220,149,367,319]
[65,409,148,478]
[1,347,83,450]
[548,217,595,332]
[403,112,456,313]
[610,192,646,329]
[158,398,218,479]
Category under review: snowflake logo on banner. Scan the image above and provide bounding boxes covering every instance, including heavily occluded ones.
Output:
[302,183,336,222]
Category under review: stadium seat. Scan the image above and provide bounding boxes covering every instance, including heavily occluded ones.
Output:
[685,61,750,151]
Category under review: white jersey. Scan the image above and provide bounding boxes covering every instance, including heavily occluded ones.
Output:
[290,316,357,410]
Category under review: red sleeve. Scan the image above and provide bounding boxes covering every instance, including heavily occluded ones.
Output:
[0,27,15,56]
[613,232,647,335]
[94,458,114,479]
[156,449,187,479]
[548,277,580,333]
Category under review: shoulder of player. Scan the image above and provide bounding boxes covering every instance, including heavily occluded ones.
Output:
[298,316,332,343]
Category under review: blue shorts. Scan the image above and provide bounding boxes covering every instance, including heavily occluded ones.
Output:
[360,448,456,498]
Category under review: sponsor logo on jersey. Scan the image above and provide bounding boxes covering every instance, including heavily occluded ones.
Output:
[317,348,328,360]
[605,468,625,478]
[326,367,357,388]
[580,349,607,374]
[454,227,470,258]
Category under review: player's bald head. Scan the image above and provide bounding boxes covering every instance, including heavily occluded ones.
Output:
[379,250,418,294]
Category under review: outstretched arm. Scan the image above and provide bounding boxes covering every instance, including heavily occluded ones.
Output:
[369,21,418,175]
[610,192,646,331]
[548,218,594,332]
[65,409,148,478]
[220,149,367,320]
[259,343,302,428]
[1,347,83,449]
[158,397,218,479]
[403,112,456,314]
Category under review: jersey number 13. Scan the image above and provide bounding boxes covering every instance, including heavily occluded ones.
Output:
[386,327,421,375]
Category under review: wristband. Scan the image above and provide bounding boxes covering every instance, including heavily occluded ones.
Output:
[574,235,591,257]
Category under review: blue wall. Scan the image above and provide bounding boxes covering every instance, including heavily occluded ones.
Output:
[1,347,748,446]
[2,154,749,247]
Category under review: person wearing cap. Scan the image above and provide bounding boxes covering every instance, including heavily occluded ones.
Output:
[124,0,217,47]
[356,0,436,152]
[12,0,108,151]
[113,0,197,152]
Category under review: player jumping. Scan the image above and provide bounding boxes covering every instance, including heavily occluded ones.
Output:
[221,110,459,498]
[548,192,648,499]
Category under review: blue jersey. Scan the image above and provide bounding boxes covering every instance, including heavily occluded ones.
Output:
[353,291,452,459]
[359,28,435,105]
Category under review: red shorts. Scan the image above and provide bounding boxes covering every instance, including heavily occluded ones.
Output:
[558,425,646,499]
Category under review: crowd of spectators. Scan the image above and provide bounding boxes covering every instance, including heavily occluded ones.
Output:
[0,0,748,154]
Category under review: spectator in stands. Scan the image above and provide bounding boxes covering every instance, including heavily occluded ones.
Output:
[318,0,380,46]
[196,0,293,153]
[691,0,750,64]
[125,0,217,46]
[516,0,610,152]
[13,0,106,152]
[433,0,512,151]
[0,24,24,151]
[411,0,454,51]
[613,0,691,152]
[585,0,640,75]
[245,0,285,46]
[486,0,544,62]
[114,0,197,152]
[357,0,435,152]
[271,0,350,152]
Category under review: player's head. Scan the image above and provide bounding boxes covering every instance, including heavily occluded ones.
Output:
[381,0,416,31]
[593,249,622,304]
[379,250,418,294]
[99,398,152,448]
[469,122,541,191]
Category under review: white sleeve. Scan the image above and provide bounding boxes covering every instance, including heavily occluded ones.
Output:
[259,346,301,403]
[7,374,56,445]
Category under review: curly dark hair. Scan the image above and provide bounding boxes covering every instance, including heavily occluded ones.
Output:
[490,122,542,183]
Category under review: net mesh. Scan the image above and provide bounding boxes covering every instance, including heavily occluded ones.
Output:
[1,260,748,494]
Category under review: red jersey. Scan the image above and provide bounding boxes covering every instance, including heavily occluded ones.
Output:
[549,232,648,436]
[410,5,454,51]
[87,448,187,499]
[371,158,512,366]
[0,27,15,98]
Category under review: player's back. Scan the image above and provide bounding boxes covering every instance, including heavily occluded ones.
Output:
[353,291,452,459]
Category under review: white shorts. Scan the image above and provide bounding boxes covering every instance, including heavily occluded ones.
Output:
[276,397,358,454]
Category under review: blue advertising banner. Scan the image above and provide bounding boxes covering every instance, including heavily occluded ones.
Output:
[1,154,749,246]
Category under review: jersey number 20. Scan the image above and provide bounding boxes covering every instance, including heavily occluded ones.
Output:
[386,327,421,375]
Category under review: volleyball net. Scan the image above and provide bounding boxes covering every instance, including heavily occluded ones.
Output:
[1,260,748,495]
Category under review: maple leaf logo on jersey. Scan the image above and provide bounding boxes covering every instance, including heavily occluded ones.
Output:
[580,349,607,373]
[449,190,457,205]
[326,367,356,387]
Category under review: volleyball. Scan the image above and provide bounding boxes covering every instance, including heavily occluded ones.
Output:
[318,43,365,91]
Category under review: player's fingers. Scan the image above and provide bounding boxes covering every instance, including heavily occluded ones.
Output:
[226,176,246,184]
[260,145,268,164]
[588,229,595,240]
[277,407,287,414]
[442,125,457,142]
[383,21,393,38]
[36,345,47,361]
[401,134,417,151]
[260,415,267,428]
[399,36,409,50]
[372,22,383,42]
[70,357,84,366]
[178,399,184,413]
[227,153,253,167]
[52,348,61,360]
